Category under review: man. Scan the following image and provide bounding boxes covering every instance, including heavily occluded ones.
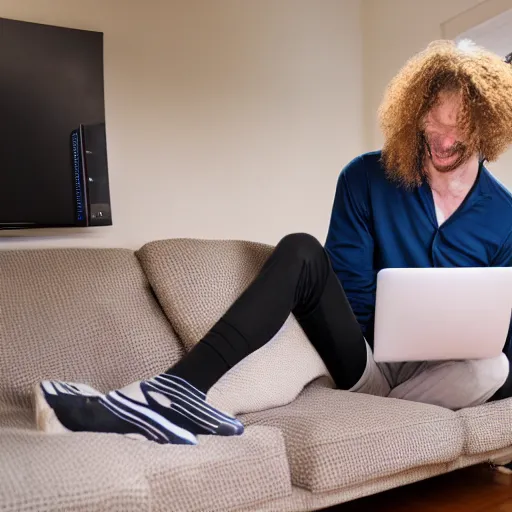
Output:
[325,40,512,407]
[36,40,512,447]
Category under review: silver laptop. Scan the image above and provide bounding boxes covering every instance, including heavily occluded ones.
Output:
[373,267,512,363]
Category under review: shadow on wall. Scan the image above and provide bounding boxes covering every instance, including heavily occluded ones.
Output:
[0,227,111,245]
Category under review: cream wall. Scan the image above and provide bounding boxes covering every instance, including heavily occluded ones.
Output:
[0,0,364,249]
[2,0,511,250]
[362,0,512,186]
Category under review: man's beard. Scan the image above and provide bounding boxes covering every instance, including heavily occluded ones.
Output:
[423,135,471,173]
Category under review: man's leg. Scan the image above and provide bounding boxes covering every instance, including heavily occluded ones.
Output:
[37,233,372,442]
[170,232,367,392]
[387,354,509,410]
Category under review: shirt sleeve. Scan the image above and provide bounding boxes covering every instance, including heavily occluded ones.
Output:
[324,155,377,341]
[491,230,512,364]
[492,230,512,267]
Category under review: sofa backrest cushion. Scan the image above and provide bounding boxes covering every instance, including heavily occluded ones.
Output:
[0,248,185,410]
[136,239,330,415]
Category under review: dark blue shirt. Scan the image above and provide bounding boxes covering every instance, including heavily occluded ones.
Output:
[325,150,512,347]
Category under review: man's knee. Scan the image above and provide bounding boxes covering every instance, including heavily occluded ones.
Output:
[389,355,510,409]
[277,233,325,264]
[470,354,510,397]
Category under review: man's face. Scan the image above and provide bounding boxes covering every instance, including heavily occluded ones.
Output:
[422,90,473,173]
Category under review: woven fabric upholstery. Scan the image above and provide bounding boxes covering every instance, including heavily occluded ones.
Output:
[136,239,330,415]
[205,318,332,415]
[0,430,150,512]
[241,445,512,512]
[457,397,512,455]
[1,242,507,511]
[0,249,185,413]
[137,238,276,348]
[241,379,464,493]
[0,426,290,512]
[148,426,291,512]
[247,449,512,512]
[0,404,33,430]
[245,464,452,512]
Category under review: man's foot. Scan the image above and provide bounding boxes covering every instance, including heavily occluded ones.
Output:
[35,381,198,445]
[134,373,244,436]
[36,374,244,438]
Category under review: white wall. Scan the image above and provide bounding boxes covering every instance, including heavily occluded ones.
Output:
[450,4,512,187]
[0,0,364,250]
[362,0,512,187]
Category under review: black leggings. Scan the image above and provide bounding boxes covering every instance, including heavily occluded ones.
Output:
[169,233,368,393]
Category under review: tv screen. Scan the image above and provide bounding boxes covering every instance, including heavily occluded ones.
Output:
[0,17,108,229]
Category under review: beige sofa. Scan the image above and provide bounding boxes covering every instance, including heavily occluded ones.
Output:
[2,238,512,512]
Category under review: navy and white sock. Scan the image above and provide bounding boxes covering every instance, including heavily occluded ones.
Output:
[36,374,244,440]
[35,380,198,445]
[135,373,244,436]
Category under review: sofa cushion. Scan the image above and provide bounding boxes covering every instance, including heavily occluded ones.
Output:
[0,429,151,512]
[137,238,276,349]
[457,397,512,455]
[136,239,330,416]
[0,426,291,512]
[0,249,185,409]
[147,426,291,512]
[241,379,464,493]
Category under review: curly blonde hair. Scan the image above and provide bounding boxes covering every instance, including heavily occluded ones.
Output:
[378,40,512,187]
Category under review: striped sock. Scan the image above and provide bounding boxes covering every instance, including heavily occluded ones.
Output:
[36,374,244,439]
[35,380,198,445]
[116,373,244,436]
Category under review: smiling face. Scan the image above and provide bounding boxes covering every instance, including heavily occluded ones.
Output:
[421,89,475,174]
[379,40,512,188]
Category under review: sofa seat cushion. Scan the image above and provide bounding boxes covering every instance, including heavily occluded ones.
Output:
[241,380,464,493]
[147,426,291,511]
[0,426,291,512]
[136,239,330,416]
[0,429,151,512]
[457,397,512,455]
[0,249,185,409]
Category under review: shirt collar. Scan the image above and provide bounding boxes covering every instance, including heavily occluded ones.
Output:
[418,159,491,227]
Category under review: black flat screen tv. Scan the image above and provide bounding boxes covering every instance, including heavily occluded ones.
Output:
[0,17,110,229]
